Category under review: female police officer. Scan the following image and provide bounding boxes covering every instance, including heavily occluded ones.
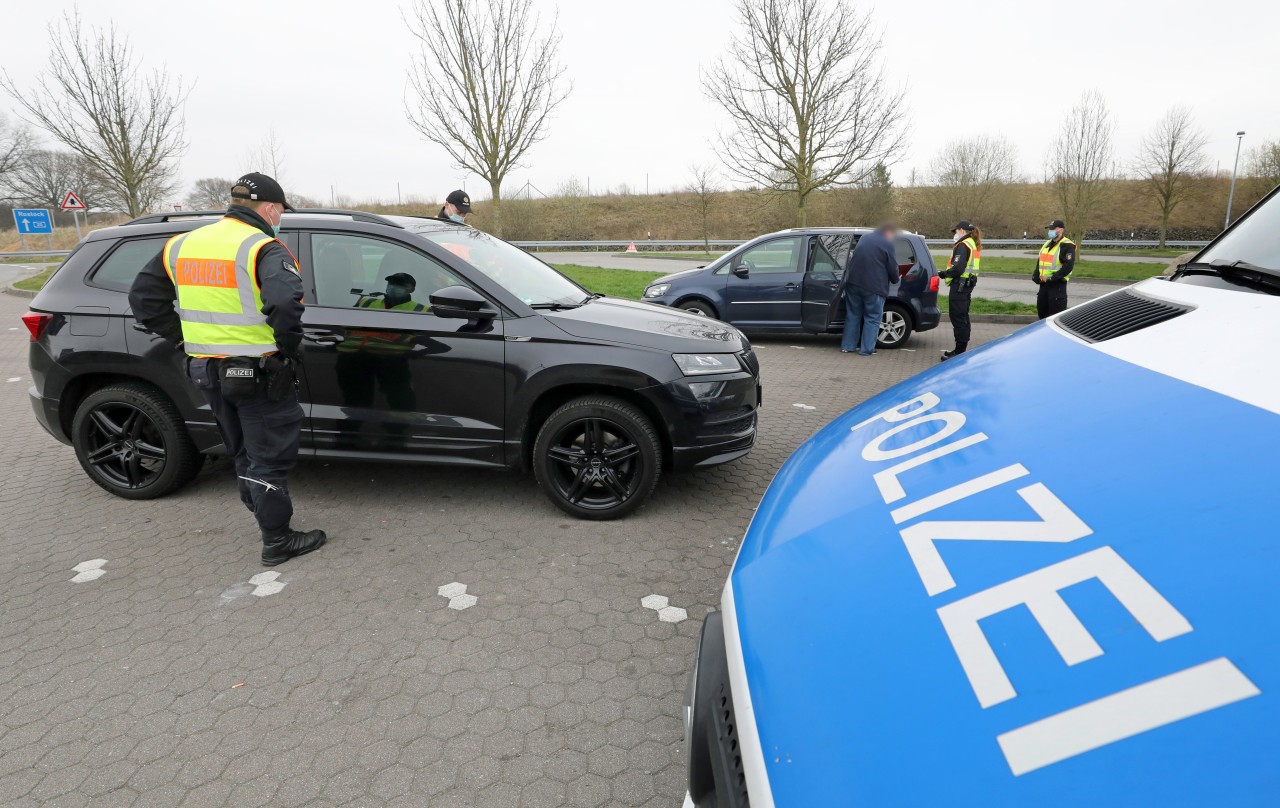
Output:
[940,221,981,360]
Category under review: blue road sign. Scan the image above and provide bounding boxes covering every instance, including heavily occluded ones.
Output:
[13,208,53,235]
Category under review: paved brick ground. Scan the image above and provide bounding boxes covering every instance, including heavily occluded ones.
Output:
[0,290,1017,807]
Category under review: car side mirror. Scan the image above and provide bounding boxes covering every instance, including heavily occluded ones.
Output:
[731,266,749,279]
[429,285,498,320]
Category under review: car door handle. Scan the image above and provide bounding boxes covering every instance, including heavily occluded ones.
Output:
[303,330,344,346]
[784,283,799,289]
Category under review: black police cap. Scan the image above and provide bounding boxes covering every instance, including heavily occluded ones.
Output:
[231,172,294,211]
[954,221,974,232]
[446,189,472,213]
[1048,219,1066,229]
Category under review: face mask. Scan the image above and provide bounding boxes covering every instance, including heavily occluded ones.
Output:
[954,231,965,242]
[1047,229,1057,240]
[385,284,411,307]
[271,206,282,236]
[448,213,466,224]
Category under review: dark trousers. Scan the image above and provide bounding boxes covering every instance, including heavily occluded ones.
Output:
[948,280,974,347]
[188,357,303,537]
[1037,282,1069,320]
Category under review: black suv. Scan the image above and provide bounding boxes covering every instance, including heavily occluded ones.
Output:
[23,210,761,520]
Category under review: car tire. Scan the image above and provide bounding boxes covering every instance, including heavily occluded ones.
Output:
[876,304,914,349]
[680,300,718,319]
[533,395,662,520]
[71,382,202,500]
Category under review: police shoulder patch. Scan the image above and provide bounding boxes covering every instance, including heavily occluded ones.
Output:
[283,260,299,275]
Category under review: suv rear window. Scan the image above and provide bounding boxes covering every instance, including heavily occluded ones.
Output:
[91,237,168,292]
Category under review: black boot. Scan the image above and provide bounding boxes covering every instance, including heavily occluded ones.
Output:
[261,526,328,567]
[940,343,968,361]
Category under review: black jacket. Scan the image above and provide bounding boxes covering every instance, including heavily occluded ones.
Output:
[942,240,972,280]
[1033,238,1076,284]
[128,205,305,357]
[844,230,899,297]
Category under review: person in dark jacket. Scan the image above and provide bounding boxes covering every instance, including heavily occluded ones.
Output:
[1034,218,1076,318]
[940,221,982,360]
[128,173,326,567]
[841,224,900,356]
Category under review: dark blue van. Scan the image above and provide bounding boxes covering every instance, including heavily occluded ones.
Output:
[641,227,941,348]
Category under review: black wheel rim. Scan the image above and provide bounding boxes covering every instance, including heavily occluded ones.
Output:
[82,402,167,489]
[545,417,643,511]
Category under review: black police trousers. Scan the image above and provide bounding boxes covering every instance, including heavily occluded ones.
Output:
[188,357,302,537]
[1037,282,1069,320]
[949,280,973,347]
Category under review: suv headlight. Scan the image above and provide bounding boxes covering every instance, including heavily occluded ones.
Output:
[673,353,739,376]
[643,283,670,298]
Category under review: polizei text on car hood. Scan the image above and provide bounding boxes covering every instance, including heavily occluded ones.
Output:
[726,279,1280,806]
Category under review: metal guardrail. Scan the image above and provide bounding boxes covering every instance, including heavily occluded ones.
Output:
[0,250,72,259]
[0,238,1210,262]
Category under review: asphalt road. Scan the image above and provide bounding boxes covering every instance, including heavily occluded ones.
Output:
[535,251,1129,307]
[0,286,1019,808]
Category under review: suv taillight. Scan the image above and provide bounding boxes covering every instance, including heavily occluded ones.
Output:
[21,312,51,341]
[929,276,940,292]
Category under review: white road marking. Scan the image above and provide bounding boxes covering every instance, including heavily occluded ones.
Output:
[70,559,107,583]
[789,345,805,349]
[6,377,20,383]
[438,581,476,610]
[248,570,287,597]
[792,403,816,410]
[641,593,687,624]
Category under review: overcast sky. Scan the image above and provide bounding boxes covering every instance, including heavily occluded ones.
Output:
[4,0,1278,207]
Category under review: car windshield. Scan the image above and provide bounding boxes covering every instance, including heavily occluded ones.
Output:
[1197,190,1280,274]
[412,226,587,306]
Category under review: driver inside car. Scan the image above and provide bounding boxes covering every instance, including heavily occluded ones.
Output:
[355,273,427,312]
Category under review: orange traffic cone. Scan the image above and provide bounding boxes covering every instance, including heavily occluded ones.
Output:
[625,242,638,253]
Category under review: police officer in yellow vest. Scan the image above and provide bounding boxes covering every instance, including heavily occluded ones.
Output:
[128,173,327,566]
[940,221,981,360]
[1035,218,1076,319]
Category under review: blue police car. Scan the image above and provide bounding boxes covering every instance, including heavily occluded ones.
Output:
[683,185,1280,806]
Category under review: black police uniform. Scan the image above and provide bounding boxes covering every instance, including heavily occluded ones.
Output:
[941,239,976,352]
[1034,238,1075,319]
[128,205,307,540]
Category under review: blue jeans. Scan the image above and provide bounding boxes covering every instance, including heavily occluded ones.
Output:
[841,287,885,354]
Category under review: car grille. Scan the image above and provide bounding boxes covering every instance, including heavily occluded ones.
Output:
[701,408,756,439]
[1056,289,1193,343]
[713,678,751,807]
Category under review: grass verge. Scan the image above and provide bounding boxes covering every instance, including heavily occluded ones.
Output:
[13,266,57,292]
[972,256,1165,281]
[552,264,665,300]
[613,251,725,262]
[939,295,1036,316]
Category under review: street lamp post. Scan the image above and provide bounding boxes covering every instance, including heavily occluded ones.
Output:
[1225,130,1246,230]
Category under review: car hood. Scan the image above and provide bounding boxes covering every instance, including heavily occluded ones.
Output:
[727,279,1280,806]
[652,267,711,285]
[543,296,745,352]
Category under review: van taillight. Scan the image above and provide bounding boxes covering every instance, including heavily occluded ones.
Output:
[929,276,940,292]
[21,312,51,341]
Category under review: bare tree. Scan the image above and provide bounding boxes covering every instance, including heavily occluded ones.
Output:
[686,165,719,252]
[848,161,894,225]
[924,135,1020,232]
[0,12,189,217]
[1132,107,1208,247]
[4,149,104,208]
[247,129,286,183]
[1047,90,1115,244]
[405,0,569,237]
[704,0,908,226]
[186,177,235,211]
[0,112,34,189]
[1244,139,1280,199]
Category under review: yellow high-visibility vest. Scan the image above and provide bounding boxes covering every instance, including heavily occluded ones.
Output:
[1038,237,1075,282]
[162,218,286,357]
[945,237,981,286]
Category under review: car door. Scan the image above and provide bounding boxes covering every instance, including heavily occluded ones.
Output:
[297,230,507,465]
[722,236,805,328]
[801,234,856,333]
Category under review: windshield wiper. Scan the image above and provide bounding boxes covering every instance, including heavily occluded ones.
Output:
[530,302,582,311]
[581,293,604,304]
[1178,260,1280,293]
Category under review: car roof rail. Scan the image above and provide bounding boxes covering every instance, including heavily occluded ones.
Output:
[124,208,404,228]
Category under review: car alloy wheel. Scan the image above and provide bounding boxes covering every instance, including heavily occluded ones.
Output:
[545,417,644,512]
[82,401,168,490]
[878,308,909,347]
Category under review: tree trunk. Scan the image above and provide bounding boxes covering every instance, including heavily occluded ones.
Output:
[795,191,808,227]
[1158,208,1170,248]
[489,178,503,238]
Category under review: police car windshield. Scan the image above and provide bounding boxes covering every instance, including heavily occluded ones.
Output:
[1198,190,1280,274]
[413,227,587,306]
